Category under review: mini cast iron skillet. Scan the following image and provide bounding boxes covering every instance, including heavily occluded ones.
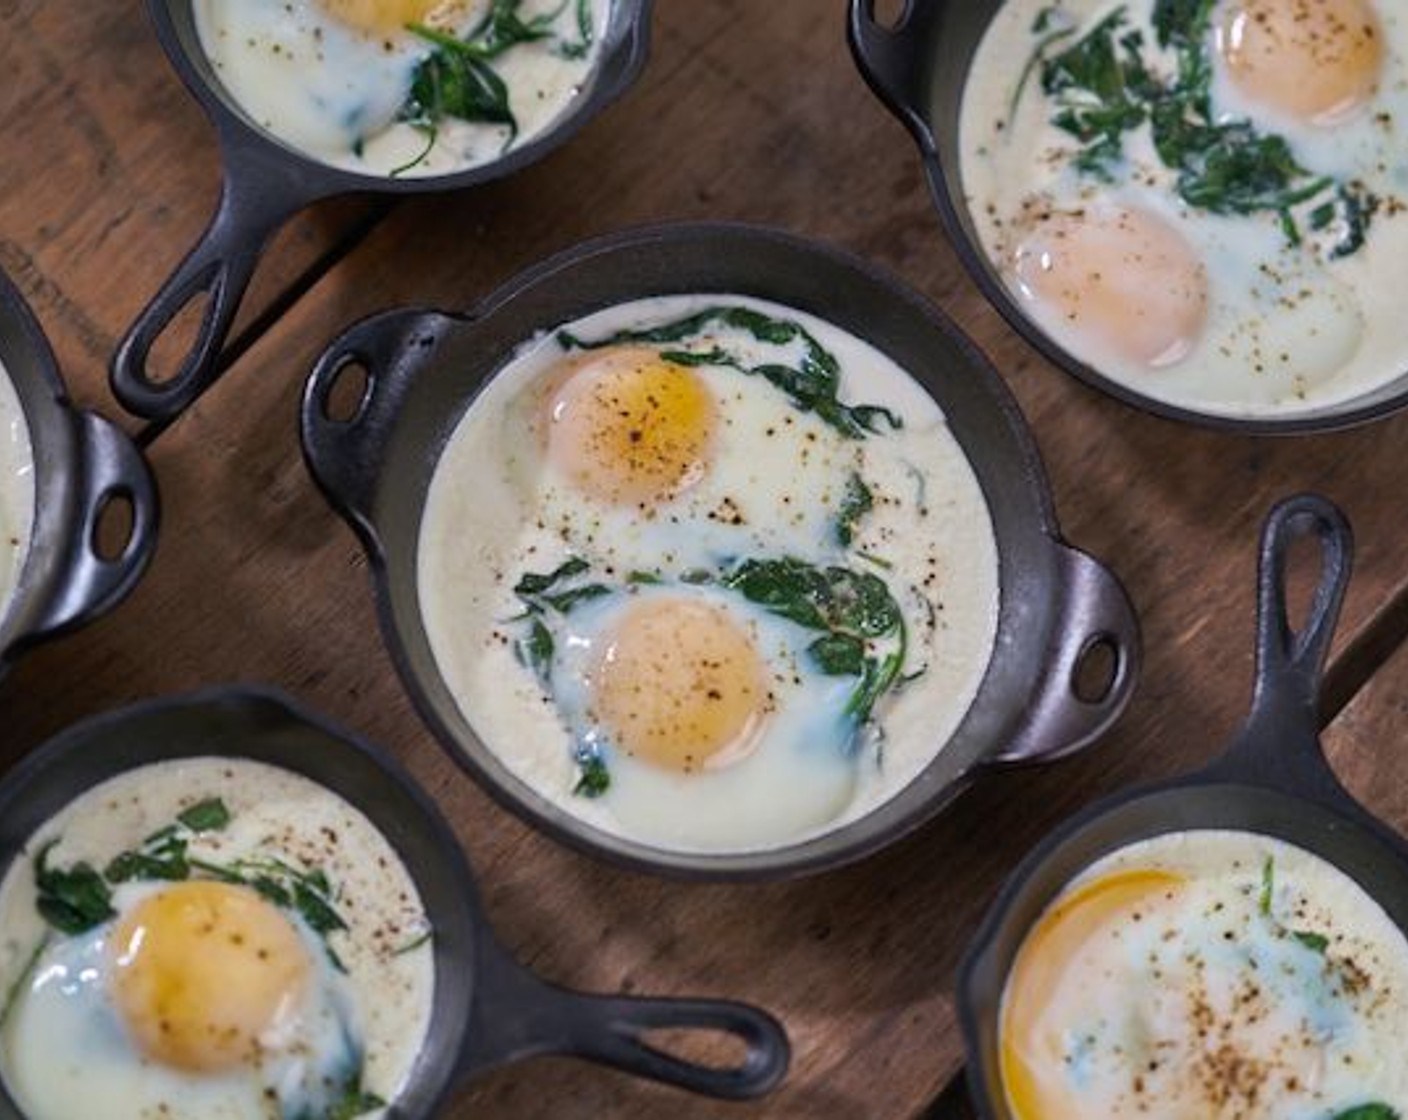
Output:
[951,492,1408,1117]
[847,1,1408,434]
[111,0,654,423]
[0,268,157,673]
[0,686,789,1118]
[299,222,1140,879]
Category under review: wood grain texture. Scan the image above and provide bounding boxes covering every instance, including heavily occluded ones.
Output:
[3,2,1408,1119]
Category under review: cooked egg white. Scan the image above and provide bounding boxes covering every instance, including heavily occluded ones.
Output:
[0,359,32,630]
[417,294,1001,853]
[0,758,434,1119]
[193,0,605,176]
[1000,830,1408,1119]
[959,0,1408,417]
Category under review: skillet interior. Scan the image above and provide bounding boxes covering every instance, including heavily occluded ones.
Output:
[152,0,655,194]
[958,782,1408,1116]
[0,277,81,657]
[853,0,1408,432]
[305,223,1131,877]
[0,688,473,1119]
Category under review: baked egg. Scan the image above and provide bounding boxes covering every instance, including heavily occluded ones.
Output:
[0,758,433,1119]
[1000,830,1408,1118]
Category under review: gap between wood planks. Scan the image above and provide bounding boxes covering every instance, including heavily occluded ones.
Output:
[132,199,397,448]
[1322,587,1408,727]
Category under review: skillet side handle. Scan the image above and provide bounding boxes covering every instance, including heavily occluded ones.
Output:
[990,544,1141,765]
[1249,493,1352,727]
[459,935,789,1101]
[847,0,935,147]
[299,308,457,562]
[26,411,159,642]
[110,156,297,423]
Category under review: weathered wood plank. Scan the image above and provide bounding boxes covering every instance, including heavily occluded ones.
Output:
[0,0,382,421]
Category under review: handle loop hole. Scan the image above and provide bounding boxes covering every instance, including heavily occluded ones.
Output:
[1071,633,1121,705]
[870,0,909,30]
[144,287,215,388]
[91,489,137,564]
[320,356,373,426]
[634,1026,752,1073]
[1277,524,1333,659]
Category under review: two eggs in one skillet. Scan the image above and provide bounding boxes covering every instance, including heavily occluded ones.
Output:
[961,0,1408,417]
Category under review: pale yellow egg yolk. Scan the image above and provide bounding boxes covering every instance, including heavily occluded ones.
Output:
[591,597,769,773]
[1218,0,1384,124]
[1013,206,1209,369]
[999,869,1186,1120]
[109,882,312,1073]
[318,0,476,36]
[543,347,717,508]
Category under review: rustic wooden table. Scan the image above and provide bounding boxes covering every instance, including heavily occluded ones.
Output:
[5,2,1408,1117]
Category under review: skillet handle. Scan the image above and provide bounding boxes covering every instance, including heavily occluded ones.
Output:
[990,543,1140,765]
[299,307,458,562]
[27,411,159,641]
[459,934,789,1100]
[1250,493,1351,717]
[1203,494,1351,795]
[847,0,935,147]
[110,153,300,423]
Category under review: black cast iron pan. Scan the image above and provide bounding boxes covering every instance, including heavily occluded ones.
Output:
[111,0,653,423]
[0,268,157,672]
[0,686,789,1118]
[299,222,1140,879]
[945,492,1408,1117]
[847,0,1408,433]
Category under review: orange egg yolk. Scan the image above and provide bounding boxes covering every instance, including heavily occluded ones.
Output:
[109,882,312,1073]
[999,869,1186,1120]
[318,0,474,35]
[591,597,769,773]
[542,347,717,509]
[1218,0,1384,124]
[1013,206,1209,369]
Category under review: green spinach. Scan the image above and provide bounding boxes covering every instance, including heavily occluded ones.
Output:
[721,557,906,727]
[835,473,874,548]
[399,0,591,170]
[177,797,231,833]
[573,750,611,798]
[319,1081,388,1120]
[1040,8,1156,180]
[1329,1106,1400,1120]
[1022,2,1380,255]
[558,306,902,439]
[35,801,355,969]
[34,842,114,936]
[511,557,611,683]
